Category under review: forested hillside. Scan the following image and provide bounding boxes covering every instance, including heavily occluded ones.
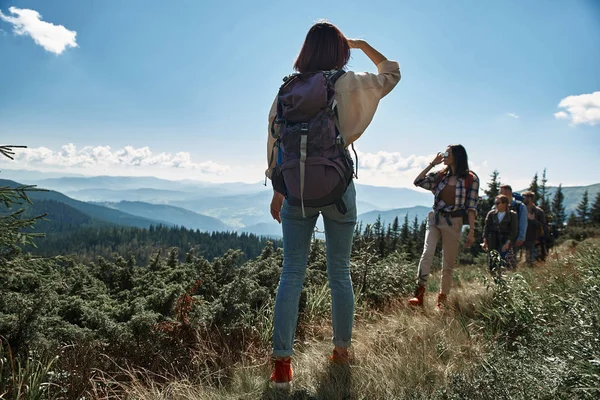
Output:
[24,224,280,264]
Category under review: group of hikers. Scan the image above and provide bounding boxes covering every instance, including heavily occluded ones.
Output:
[482,184,551,270]
[263,21,549,389]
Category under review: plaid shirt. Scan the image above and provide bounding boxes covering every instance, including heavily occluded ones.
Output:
[415,171,480,214]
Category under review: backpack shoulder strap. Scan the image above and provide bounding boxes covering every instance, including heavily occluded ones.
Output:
[328,69,346,86]
[465,170,477,192]
[272,73,302,137]
[282,73,300,84]
[515,200,522,216]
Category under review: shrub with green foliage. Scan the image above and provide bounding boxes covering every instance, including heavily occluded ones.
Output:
[442,240,600,399]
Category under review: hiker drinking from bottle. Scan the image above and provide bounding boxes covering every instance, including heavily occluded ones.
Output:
[408,145,480,310]
[482,194,518,272]
[265,21,400,389]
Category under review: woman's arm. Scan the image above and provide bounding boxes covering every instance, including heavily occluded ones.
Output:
[270,191,284,223]
[266,96,278,179]
[414,152,444,186]
[348,39,387,66]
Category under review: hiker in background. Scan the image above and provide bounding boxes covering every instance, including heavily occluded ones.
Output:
[266,21,400,389]
[408,144,480,310]
[499,184,527,265]
[522,191,546,265]
[538,214,551,262]
[482,194,518,272]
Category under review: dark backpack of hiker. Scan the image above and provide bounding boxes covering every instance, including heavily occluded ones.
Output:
[269,70,356,217]
[509,198,524,219]
[513,192,525,202]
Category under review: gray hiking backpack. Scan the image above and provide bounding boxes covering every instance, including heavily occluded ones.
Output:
[268,70,357,217]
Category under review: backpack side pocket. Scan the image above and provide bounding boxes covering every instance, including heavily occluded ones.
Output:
[271,165,287,196]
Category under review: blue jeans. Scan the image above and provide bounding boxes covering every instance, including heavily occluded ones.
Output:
[272,181,357,358]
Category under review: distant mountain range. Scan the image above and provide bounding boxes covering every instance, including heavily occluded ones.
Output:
[93,201,228,232]
[525,184,600,216]
[358,206,432,228]
[0,179,168,229]
[2,170,598,238]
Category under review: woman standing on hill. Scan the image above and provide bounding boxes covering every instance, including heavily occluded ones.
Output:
[482,194,518,271]
[408,145,479,310]
[265,21,400,388]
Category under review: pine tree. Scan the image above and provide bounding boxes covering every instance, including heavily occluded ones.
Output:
[567,212,578,226]
[0,145,46,254]
[576,189,590,224]
[363,223,373,242]
[373,215,382,239]
[391,216,400,252]
[378,223,388,257]
[371,215,386,257]
[411,216,421,260]
[485,170,501,200]
[529,172,540,204]
[552,184,566,227]
[590,192,600,225]
[539,168,552,218]
[399,214,411,254]
[481,170,501,217]
[411,216,419,238]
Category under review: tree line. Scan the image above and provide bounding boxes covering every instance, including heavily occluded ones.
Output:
[24,223,281,265]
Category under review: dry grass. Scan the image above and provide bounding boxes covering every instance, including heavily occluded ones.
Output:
[93,267,501,399]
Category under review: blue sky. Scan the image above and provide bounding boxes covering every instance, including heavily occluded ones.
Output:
[1,0,599,189]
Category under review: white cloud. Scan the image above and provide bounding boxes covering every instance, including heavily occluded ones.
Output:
[554,91,600,126]
[11,144,230,175]
[554,111,569,120]
[358,150,431,172]
[351,150,494,188]
[0,7,77,54]
[507,113,519,119]
[352,150,434,187]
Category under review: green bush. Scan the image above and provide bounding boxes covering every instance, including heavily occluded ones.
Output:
[442,240,600,399]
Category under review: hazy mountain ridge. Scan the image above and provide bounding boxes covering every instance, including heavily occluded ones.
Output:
[517,184,600,214]
[358,206,432,228]
[0,179,169,229]
[2,171,598,237]
[93,201,229,232]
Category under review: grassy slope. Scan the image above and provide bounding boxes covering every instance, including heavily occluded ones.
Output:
[101,239,600,400]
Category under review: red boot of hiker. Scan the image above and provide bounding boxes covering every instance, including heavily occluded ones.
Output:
[408,285,426,306]
[435,293,447,311]
[270,357,292,389]
[330,347,351,364]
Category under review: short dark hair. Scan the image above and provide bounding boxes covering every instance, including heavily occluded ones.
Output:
[500,184,513,193]
[523,191,535,198]
[294,21,350,73]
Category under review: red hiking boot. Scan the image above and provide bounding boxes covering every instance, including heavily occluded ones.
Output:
[408,285,426,306]
[329,347,350,364]
[270,358,292,389]
[435,293,447,311]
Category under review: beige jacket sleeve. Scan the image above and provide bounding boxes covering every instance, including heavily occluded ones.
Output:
[266,60,400,178]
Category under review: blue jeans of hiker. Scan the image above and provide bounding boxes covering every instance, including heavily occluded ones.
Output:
[272,181,357,358]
